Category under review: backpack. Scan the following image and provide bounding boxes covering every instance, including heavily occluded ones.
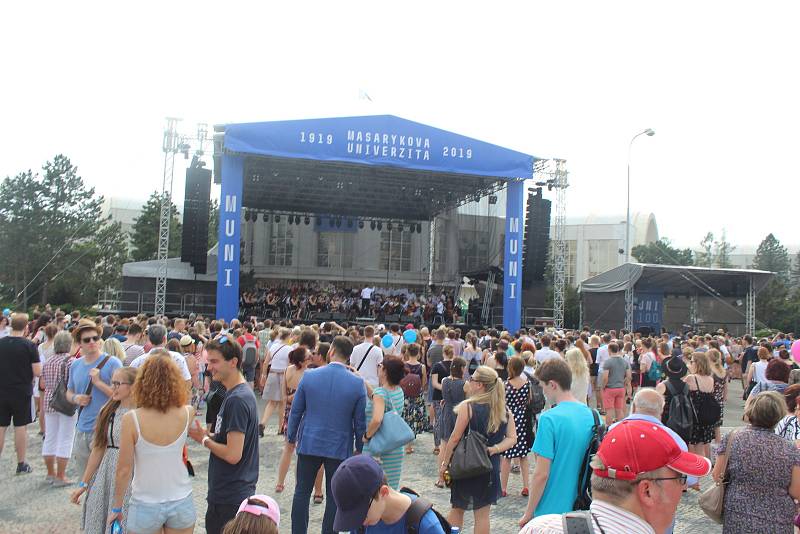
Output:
[399,487,451,533]
[691,376,722,426]
[665,380,696,442]
[242,336,258,367]
[647,356,662,382]
[399,369,422,399]
[573,409,606,511]
[523,372,546,415]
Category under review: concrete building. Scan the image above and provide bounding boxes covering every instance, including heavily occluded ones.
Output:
[100,197,149,248]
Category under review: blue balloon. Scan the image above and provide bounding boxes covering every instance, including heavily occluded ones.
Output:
[403,330,417,344]
[381,334,394,348]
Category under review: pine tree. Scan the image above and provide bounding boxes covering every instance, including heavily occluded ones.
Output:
[753,233,790,280]
[695,232,715,267]
[129,192,182,262]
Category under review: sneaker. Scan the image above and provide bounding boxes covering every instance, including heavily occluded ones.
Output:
[258,424,265,438]
[15,463,32,475]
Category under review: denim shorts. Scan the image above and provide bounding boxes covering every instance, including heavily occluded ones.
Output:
[127,494,196,534]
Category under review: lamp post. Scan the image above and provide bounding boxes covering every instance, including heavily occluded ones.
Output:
[625,128,655,263]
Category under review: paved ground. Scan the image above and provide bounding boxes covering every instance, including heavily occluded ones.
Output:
[0,381,746,533]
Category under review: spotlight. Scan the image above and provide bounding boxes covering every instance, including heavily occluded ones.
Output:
[370,221,376,231]
[244,211,251,222]
[295,215,301,225]
[304,216,310,225]
[377,221,383,231]
[358,220,364,229]
[347,219,353,228]
[275,215,280,223]
[387,222,393,231]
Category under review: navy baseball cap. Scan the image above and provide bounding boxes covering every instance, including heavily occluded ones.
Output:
[331,455,384,531]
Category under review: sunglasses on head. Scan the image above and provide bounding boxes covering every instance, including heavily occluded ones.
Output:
[81,335,100,343]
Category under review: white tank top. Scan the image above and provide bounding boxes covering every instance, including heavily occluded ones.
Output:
[130,407,192,503]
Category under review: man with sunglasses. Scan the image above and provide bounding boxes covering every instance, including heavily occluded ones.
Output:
[519,419,711,534]
[66,319,122,479]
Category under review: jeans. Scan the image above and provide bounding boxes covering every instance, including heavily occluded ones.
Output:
[72,431,93,479]
[205,502,240,534]
[291,454,342,534]
[127,494,196,534]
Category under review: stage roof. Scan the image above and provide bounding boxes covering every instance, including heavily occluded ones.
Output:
[579,263,774,296]
[215,115,538,221]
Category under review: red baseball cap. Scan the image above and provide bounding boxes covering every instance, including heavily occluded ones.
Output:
[405,323,415,330]
[594,420,711,481]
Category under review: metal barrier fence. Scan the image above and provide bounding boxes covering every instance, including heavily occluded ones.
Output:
[97,289,216,317]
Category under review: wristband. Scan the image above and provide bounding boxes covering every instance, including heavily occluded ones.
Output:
[111,507,122,514]
[78,481,88,488]
[202,436,211,447]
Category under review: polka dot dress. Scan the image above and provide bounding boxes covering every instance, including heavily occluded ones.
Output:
[503,380,533,458]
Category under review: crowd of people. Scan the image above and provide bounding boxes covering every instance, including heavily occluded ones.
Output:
[240,282,464,324]
[1,303,799,533]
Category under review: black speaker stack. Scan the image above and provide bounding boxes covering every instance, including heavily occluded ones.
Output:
[181,166,212,274]
[522,188,551,288]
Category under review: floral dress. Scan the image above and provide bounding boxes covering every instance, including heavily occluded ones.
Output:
[402,363,430,434]
[712,373,725,428]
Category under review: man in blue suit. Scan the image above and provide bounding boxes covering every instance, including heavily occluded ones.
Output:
[288,335,367,534]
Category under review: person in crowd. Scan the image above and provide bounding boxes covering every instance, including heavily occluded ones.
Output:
[434,356,466,488]
[0,313,42,475]
[714,391,800,534]
[776,384,800,443]
[744,345,771,397]
[683,351,716,460]
[188,335,259,534]
[287,335,367,534]
[40,331,77,485]
[35,323,58,437]
[463,333,483,378]
[707,348,728,444]
[67,319,122,479]
[237,321,260,387]
[402,342,428,454]
[222,494,281,534]
[129,324,192,387]
[179,334,202,407]
[109,353,196,534]
[121,323,147,365]
[520,419,711,534]
[350,325,383,387]
[425,328,446,430]
[439,366,517,534]
[275,347,318,498]
[535,334,560,365]
[639,337,661,388]
[519,358,595,526]
[364,356,407,489]
[70,366,138,533]
[587,335,602,408]
[259,327,292,436]
[331,455,445,533]
[500,356,534,498]
[431,344,455,455]
[102,337,126,363]
[600,342,632,425]
[749,358,791,398]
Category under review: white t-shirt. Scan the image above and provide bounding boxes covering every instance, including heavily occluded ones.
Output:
[595,344,610,369]
[361,287,374,299]
[535,346,561,364]
[350,341,383,386]
[130,349,192,381]
[269,343,293,371]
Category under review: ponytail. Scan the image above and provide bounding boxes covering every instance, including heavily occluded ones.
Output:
[93,399,121,449]
[455,366,508,433]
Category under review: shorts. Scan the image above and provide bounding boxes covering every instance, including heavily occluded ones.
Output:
[0,395,33,427]
[602,388,626,412]
[127,494,196,534]
[242,365,256,382]
[262,371,285,402]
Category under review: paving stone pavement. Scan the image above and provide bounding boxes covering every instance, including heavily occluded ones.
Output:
[0,380,747,533]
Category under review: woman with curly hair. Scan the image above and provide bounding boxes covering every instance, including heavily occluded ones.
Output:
[109,351,196,534]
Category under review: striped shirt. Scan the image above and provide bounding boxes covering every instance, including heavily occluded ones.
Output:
[519,500,655,534]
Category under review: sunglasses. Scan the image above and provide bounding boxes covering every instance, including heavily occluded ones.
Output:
[81,335,101,343]
[111,381,132,388]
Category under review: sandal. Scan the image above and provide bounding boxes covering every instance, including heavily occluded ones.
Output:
[521,487,529,497]
[275,483,285,493]
[434,481,445,489]
[433,447,440,455]
[405,447,414,454]
[313,494,324,504]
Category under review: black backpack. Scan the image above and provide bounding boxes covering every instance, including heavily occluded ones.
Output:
[573,409,606,511]
[690,376,721,426]
[399,487,451,533]
[665,380,696,443]
[523,372,547,416]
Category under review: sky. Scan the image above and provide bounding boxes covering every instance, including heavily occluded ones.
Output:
[2,1,798,249]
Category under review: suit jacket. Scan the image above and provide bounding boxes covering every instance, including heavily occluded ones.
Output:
[287,362,367,459]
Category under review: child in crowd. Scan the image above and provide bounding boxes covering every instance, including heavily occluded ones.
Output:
[222,494,280,534]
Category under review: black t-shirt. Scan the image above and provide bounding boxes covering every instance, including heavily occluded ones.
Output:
[742,346,759,371]
[208,382,259,504]
[431,360,452,401]
[0,336,40,398]
[319,334,334,344]
[589,348,599,376]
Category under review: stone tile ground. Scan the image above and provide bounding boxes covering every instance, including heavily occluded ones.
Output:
[0,381,745,533]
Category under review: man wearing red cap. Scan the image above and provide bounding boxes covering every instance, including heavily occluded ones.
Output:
[519,419,711,534]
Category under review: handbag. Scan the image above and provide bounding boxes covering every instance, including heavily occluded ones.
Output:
[699,429,740,524]
[448,404,493,480]
[49,356,77,417]
[365,391,415,456]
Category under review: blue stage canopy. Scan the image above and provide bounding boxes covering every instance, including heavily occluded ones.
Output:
[223,115,535,179]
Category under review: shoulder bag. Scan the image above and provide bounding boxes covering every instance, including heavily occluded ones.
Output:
[699,429,740,523]
[77,355,111,420]
[49,356,77,417]
[365,390,414,456]
[448,404,493,480]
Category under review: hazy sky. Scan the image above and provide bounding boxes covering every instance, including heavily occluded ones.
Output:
[2,1,798,249]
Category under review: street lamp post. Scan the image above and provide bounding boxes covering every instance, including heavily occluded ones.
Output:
[625,128,655,264]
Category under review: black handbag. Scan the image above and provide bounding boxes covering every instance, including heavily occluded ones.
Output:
[49,356,77,417]
[448,404,493,480]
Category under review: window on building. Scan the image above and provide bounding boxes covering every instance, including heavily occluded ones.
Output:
[317,232,354,269]
[380,229,411,271]
[459,229,491,272]
[550,239,577,286]
[587,239,619,278]
[267,220,294,266]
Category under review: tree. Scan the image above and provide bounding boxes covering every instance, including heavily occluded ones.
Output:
[752,234,793,330]
[631,238,694,266]
[714,230,735,268]
[129,191,182,262]
[792,251,800,289]
[695,232,715,267]
[753,233,790,280]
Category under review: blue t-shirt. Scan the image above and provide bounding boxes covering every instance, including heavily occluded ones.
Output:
[351,494,445,534]
[68,354,123,433]
[532,401,594,516]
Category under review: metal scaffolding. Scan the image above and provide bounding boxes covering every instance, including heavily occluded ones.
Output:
[746,275,755,336]
[550,159,569,329]
[154,118,181,317]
